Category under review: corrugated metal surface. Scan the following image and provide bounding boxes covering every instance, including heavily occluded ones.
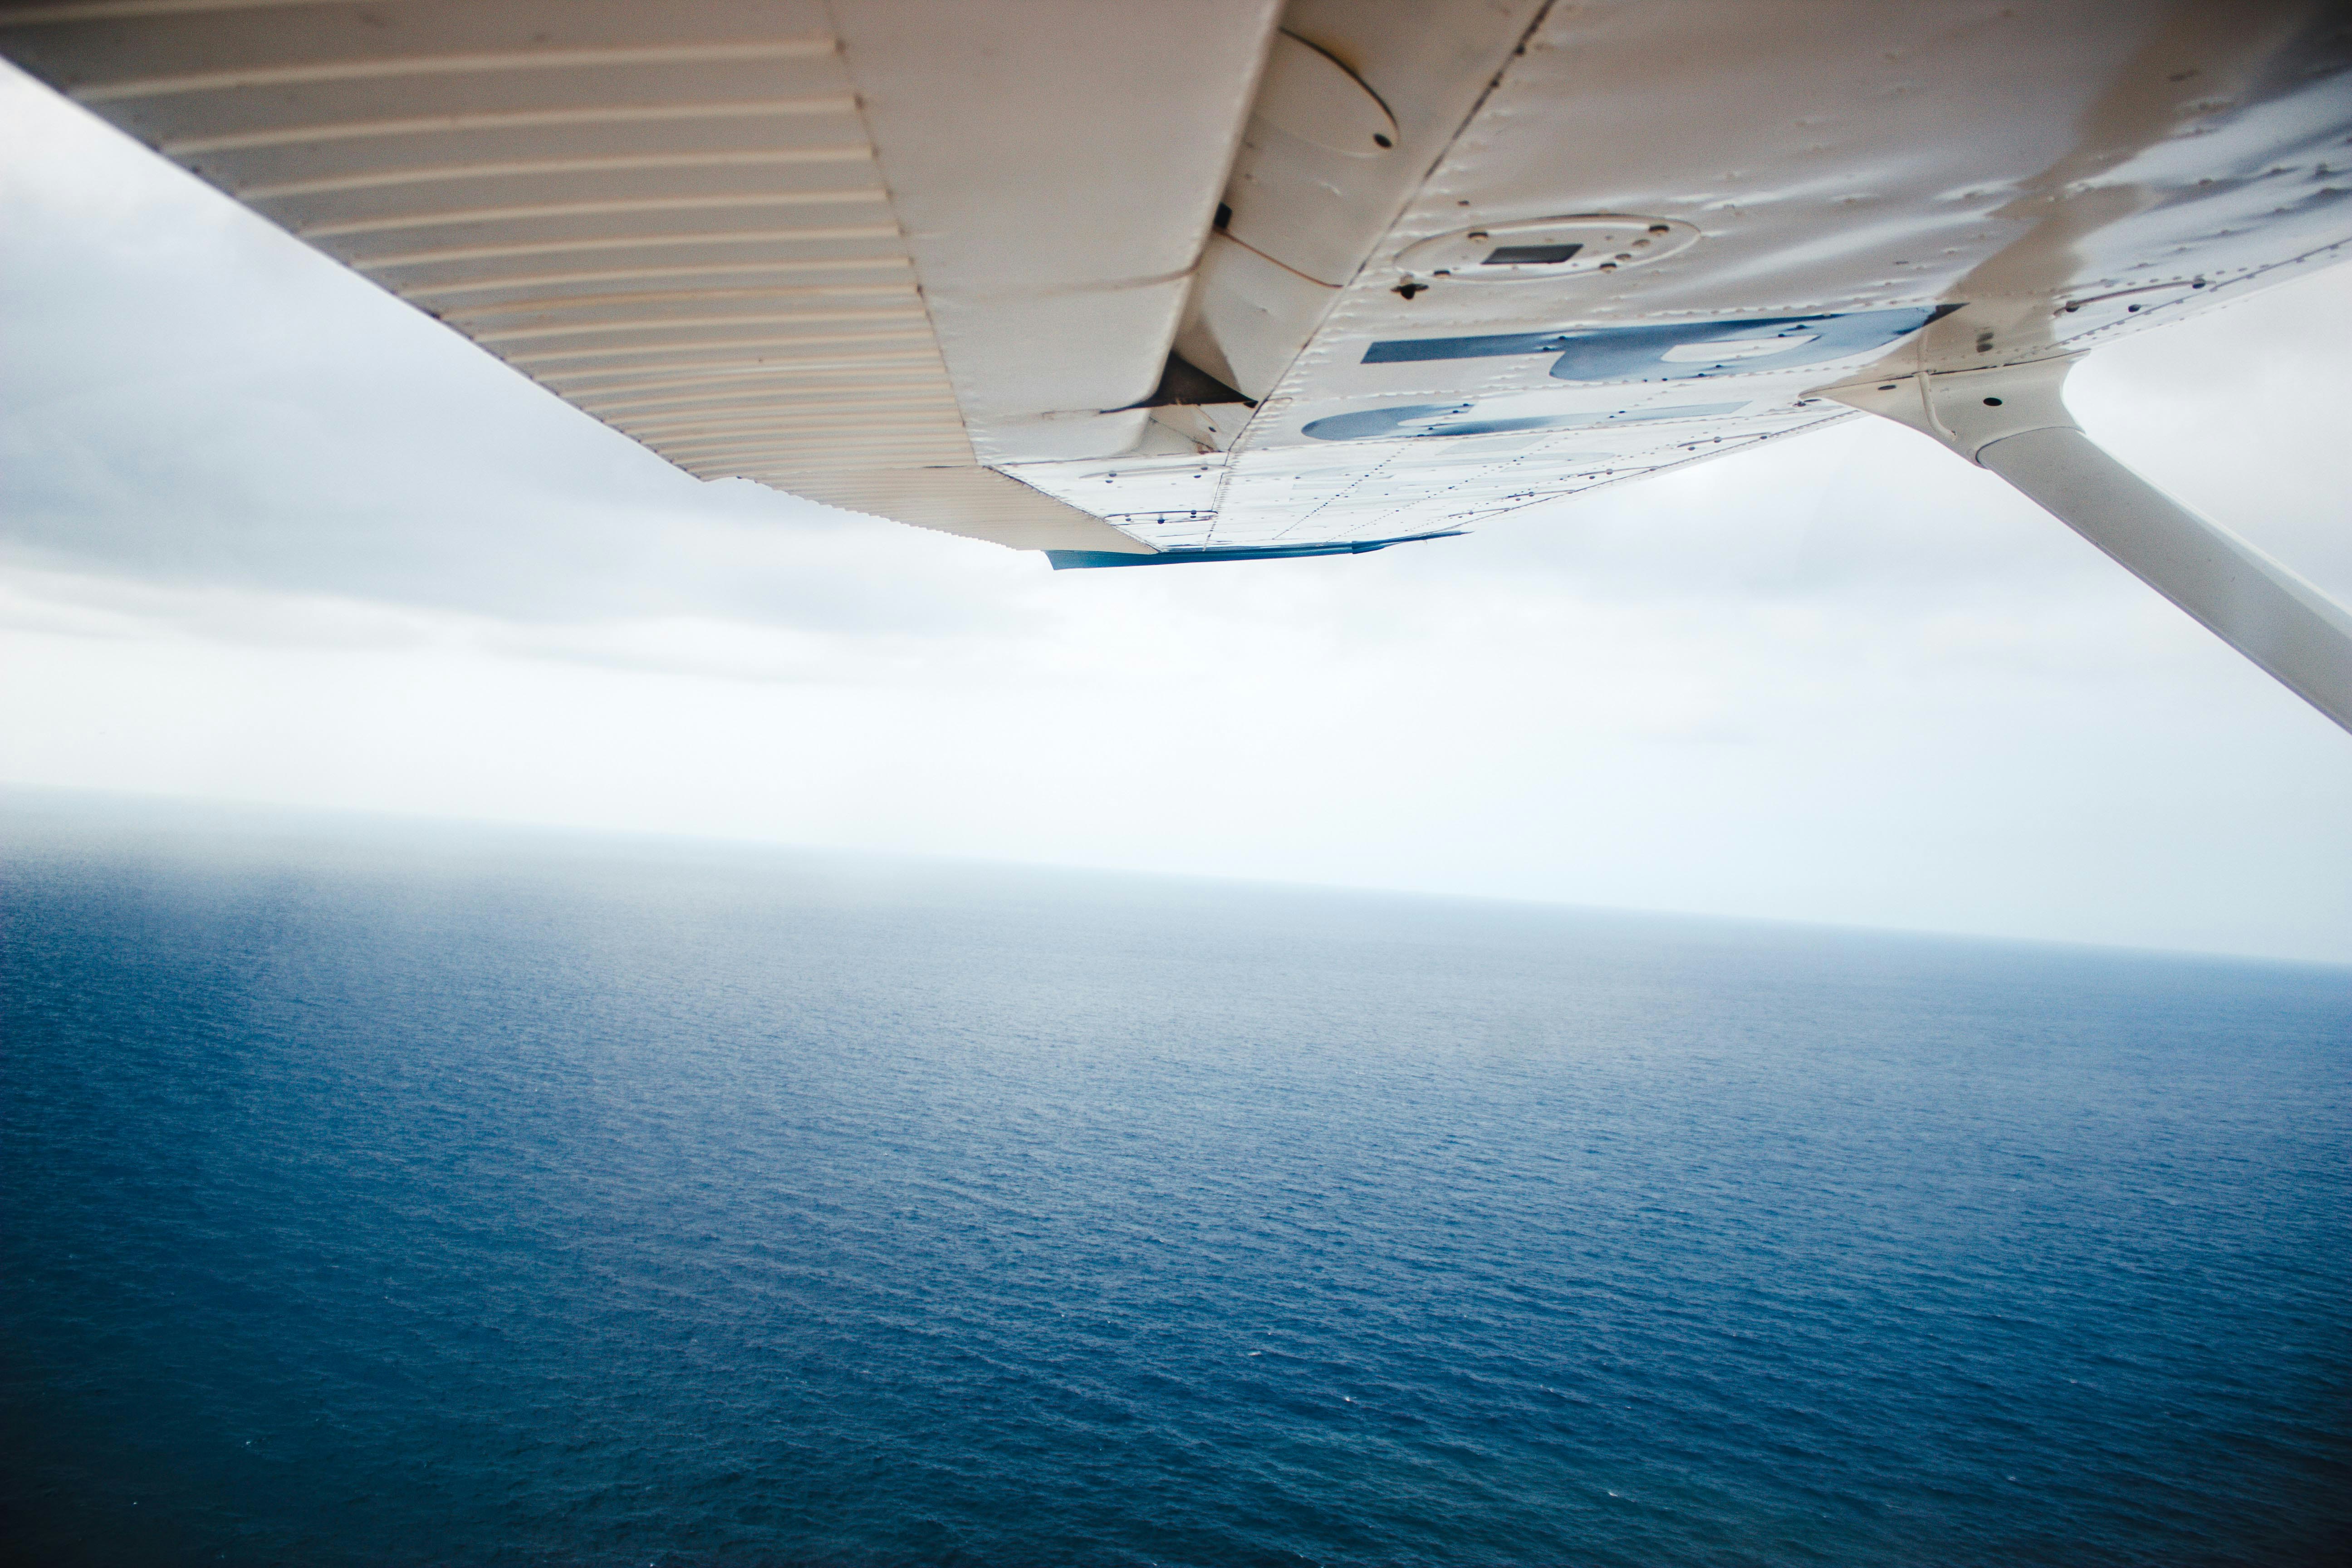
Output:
[0,0,1147,551]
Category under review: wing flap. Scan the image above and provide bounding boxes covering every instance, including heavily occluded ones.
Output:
[830,0,1280,455]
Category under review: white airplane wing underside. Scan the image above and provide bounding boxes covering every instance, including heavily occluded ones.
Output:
[5,1,2352,720]
[8,0,2347,557]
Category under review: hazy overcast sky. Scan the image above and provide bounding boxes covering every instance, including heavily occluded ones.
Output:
[4,62,2349,962]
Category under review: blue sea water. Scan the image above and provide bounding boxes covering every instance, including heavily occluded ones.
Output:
[1,798,2347,1568]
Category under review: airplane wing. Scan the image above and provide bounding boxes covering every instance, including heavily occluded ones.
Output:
[4,0,2350,724]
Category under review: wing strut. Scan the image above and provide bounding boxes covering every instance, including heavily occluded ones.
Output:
[1829,360,2352,734]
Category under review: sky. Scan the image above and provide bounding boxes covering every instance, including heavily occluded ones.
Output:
[4,61,2350,964]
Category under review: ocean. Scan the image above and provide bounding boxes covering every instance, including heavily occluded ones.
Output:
[2,797,2346,1567]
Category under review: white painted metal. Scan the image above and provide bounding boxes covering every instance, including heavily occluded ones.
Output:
[1171,0,1546,401]
[1179,0,2352,548]
[1006,0,2352,589]
[827,0,1281,467]
[1394,218,1701,286]
[1831,359,2352,734]
[1992,430,2352,733]
[1250,32,1396,159]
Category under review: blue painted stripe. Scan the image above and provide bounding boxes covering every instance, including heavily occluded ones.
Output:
[1301,400,1747,442]
[1047,530,1465,570]
[1360,305,1958,384]
[1362,330,1583,363]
